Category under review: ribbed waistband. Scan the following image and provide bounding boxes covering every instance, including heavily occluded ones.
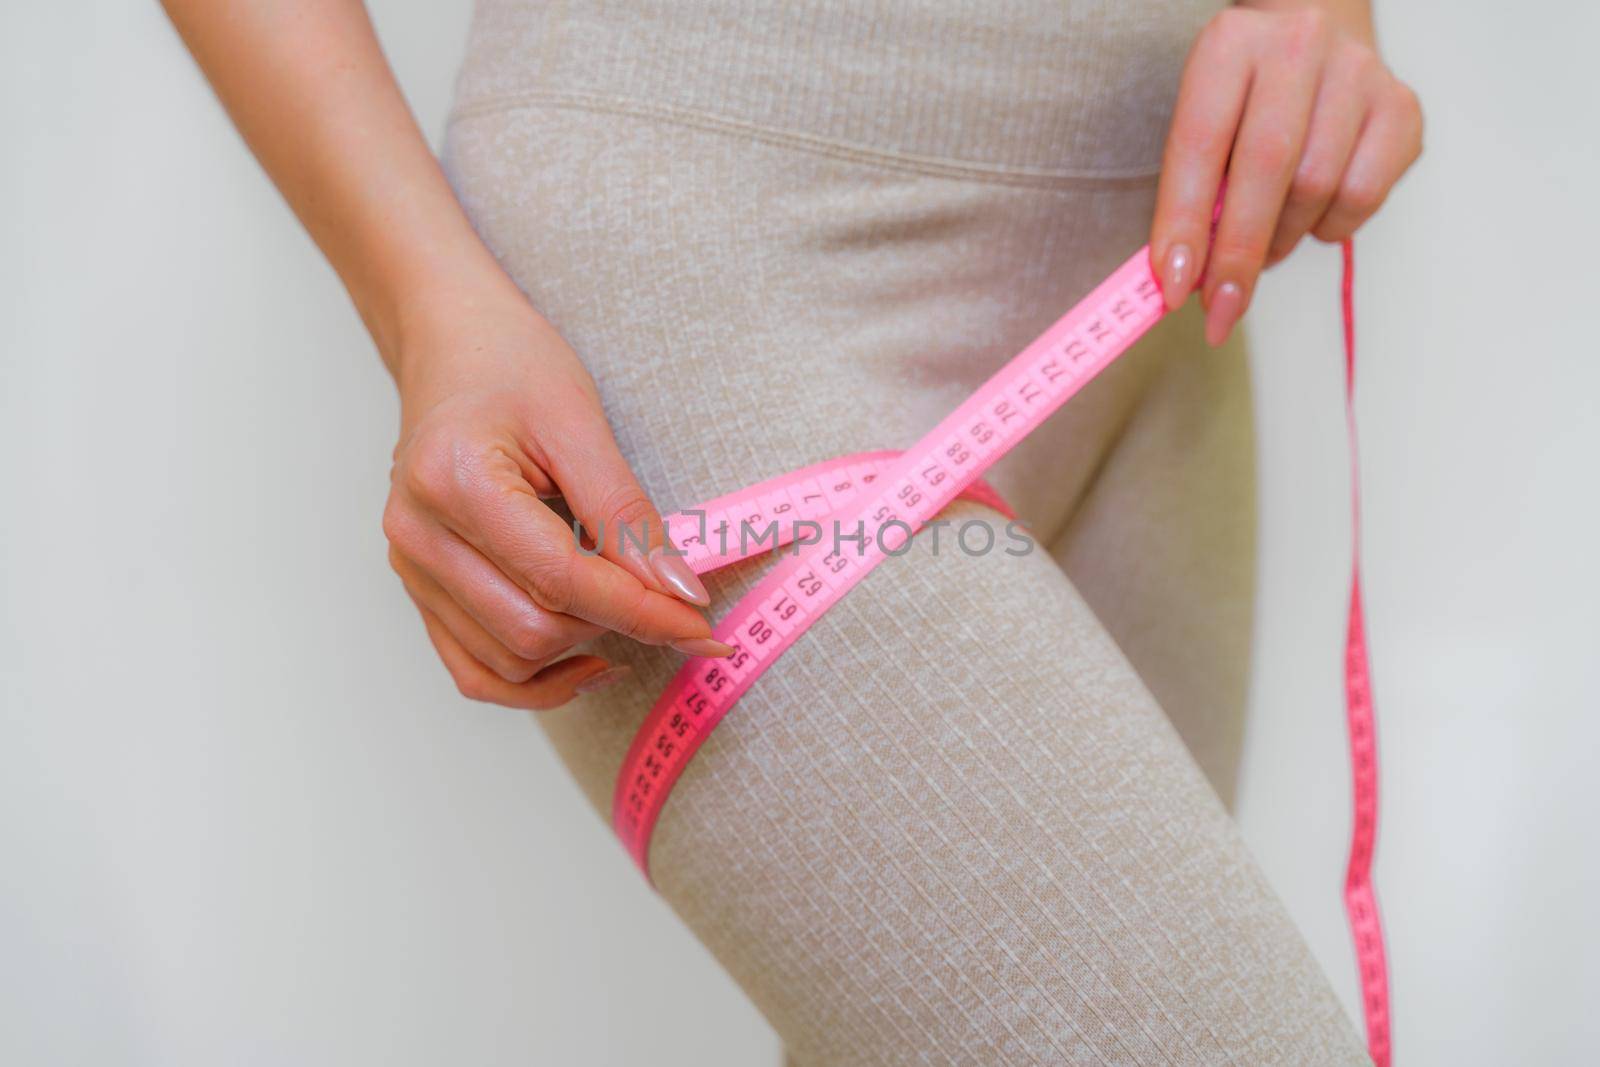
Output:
[450,0,1220,182]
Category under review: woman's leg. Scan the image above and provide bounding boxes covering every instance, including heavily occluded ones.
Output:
[1047,327,1258,810]
[774,312,1261,1064]
[444,102,1365,1065]
[637,500,1360,1066]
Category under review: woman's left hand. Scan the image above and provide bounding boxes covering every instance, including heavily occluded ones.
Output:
[1150,0,1423,344]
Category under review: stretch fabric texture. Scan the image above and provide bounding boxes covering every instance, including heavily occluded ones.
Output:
[442,2,1371,1063]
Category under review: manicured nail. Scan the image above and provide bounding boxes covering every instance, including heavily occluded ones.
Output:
[1161,244,1193,310]
[1205,282,1245,346]
[670,637,734,658]
[575,664,632,694]
[649,547,710,607]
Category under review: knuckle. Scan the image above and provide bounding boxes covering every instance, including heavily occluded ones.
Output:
[598,484,659,542]
[381,503,402,547]
[1211,229,1268,269]
[1312,216,1353,243]
[1267,234,1303,267]
[1337,38,1379,74]
[492,655,540,685]
[1196,10,1233,51]
[1290,162,1340,205]
[1391,80,1425,128]
[1285,6,1328,48]
[521,548,576,614]
[381,499,421,556]
[505,610,560,662]
[452,669,494,703]
[399,431,479,511]
[609,587,654,642]
[1340,176,1387,218]
[399,446,455,509]
[1237,130,1296,176]
[1210,6,1252,40]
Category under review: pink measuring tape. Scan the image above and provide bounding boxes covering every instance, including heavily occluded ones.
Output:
[612,240,1390,1063]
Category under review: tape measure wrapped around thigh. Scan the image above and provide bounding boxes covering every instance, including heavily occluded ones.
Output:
[610,241,1391,1067]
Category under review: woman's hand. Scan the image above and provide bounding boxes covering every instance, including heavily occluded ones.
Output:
[382,293,733,710]
[1150,0,1423,344]
[161,0,730,710]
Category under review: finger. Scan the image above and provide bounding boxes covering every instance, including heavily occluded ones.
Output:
[1266,47,1372,266]
[385,501,604,668]
[1203,12,1328,346]
[1312,80,1424,243]
[541,405,710,608]
[1150,7,1256,310]
[416,603,623,711]
[392,545,575,684]
[401,448,727,653]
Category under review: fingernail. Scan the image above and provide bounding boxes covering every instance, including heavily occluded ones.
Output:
[1161,244,1193,310]
[670,637,734,658]
[1205,282,1245,346]
[575,664,632,694]
[649,547,711,607]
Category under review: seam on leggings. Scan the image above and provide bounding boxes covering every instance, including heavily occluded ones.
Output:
[447,89,1163,191]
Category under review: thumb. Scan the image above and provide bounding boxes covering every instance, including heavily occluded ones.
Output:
[542,411,710,609]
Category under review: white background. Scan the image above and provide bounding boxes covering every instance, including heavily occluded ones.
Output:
[3,2,1596,1064]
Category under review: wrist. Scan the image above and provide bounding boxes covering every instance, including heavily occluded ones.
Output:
[382,278,580,437]
[351,236,532,385]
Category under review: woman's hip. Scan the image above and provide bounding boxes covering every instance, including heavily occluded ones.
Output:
[452,0,1223,181]
[442,101,1221,533]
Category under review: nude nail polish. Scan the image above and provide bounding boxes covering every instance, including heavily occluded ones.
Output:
[575,665,632,694]
[1205,282,1245,346]
[649,546,711,607]
[670,637,735,658]
[1161,244,1194,310]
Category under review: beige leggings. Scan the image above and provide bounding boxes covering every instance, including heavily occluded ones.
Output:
[443,2,1368,1061]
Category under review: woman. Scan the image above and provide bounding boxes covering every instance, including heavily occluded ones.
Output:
[164,0,1420,1061]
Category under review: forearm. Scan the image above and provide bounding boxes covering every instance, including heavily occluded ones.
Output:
[161,0,519,375]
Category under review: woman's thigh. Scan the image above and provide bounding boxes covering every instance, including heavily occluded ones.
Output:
[1048,326,1259,810]
[612,502,1361,1064]
[444,106,1363,1064]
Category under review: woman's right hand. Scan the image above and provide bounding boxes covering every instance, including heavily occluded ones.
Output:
[159,0,731,708]
[382,292,733,710]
